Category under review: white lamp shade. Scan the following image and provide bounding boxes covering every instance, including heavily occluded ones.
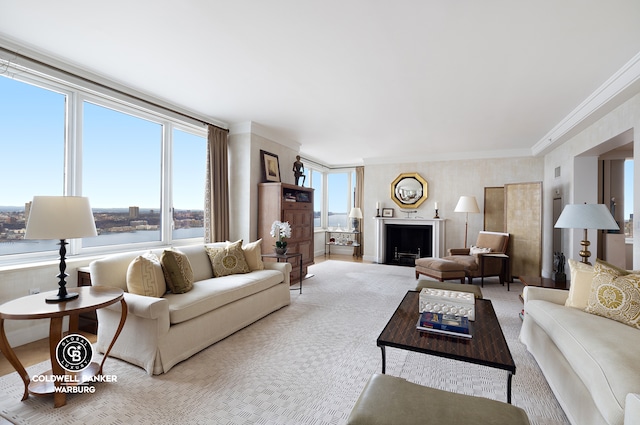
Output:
[454,196,480,213]
[349,207,363,219]
[25,196,98,240]
[554,203,619,230]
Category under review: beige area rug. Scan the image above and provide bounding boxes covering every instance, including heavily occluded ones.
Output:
[0,260,569,424]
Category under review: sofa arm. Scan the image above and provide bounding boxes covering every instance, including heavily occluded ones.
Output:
[523,286,568,306]
[264,261,293,286]
[448,248,470,256]
[104,292,169,320]
[625,393,640,425]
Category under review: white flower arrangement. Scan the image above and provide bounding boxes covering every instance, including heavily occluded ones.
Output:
[270,221,292,248]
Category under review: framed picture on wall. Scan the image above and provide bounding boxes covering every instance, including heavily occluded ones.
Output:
[260,150,281,182]
[382,208,394,217]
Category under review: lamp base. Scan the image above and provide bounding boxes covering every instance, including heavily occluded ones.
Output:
[46,292,79,303]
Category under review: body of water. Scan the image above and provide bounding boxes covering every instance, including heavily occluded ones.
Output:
[0,228,204,256]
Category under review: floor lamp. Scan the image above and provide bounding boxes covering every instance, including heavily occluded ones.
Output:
[454,196,480,248]
[554,203,619,264]
[25,196,98,303]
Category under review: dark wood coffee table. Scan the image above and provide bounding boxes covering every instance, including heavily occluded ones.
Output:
[377,291,516,403]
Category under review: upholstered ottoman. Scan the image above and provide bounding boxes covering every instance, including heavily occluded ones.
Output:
[416,279,483,299]
[347,374,530,425]
[414,257,466,283]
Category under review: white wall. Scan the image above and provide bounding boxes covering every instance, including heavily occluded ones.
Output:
[543,92,640,270]
[362,156,545,263]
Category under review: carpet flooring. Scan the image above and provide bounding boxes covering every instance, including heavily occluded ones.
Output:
[0,260,569,424]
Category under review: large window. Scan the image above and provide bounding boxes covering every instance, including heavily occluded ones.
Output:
[308,167,355,231]
[625,159,634,238]
[311,169,323,228]
[172,128,206,239]
[0,70,207,262]
[82,102,162,247]
[0,76,66,255]
[327,173,350,229]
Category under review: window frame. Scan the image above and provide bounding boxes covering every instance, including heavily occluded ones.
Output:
[0,65,208,265]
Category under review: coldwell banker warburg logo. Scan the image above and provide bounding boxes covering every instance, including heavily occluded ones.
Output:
[30,334,118,394]
[56,334,93,372]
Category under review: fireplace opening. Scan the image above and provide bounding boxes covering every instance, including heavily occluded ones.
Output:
[385,224,433,266]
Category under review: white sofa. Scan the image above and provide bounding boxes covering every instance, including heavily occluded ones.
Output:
[89,243,291,375]
[520,286,640,425]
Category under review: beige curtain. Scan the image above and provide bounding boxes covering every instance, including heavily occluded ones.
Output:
[204,125,230,243]
[354,166,364,257]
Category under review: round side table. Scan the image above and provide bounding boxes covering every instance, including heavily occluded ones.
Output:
[0,286,127,408]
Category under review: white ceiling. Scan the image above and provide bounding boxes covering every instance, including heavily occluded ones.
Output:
[1,0,640,166]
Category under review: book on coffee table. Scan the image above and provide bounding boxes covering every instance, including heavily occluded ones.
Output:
[416,312,472,338]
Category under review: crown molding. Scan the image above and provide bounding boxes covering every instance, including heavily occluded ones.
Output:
[532,50,640,156]
[363,147,532,165]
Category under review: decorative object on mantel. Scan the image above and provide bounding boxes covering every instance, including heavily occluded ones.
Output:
[349,207,363,232]
[390,172,428,208]
[434,201,440,219]
[292,155,305,186]
[401,210,418,219]
[270,220,291,255]
[454,196,480,248]
[24,196,98,303]
[382,208,394,217]
[375,202,381,217]
[554,203,619,264]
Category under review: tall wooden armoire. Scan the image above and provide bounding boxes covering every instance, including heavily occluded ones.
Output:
[258,183,314,283]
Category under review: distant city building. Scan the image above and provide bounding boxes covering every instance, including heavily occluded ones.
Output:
[129,206,139,219]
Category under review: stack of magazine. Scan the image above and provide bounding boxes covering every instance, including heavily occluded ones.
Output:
[416,311,472,338]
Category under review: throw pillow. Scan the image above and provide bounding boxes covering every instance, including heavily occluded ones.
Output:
[126,253,167,297]
[205,240,251,277]
[469,246,492,255]
[585,259,640,329]
[565,259,594,309]
[160,249,194,294]
[242,239,265,271]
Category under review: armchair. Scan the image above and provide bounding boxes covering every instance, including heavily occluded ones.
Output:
[445,231,510,285]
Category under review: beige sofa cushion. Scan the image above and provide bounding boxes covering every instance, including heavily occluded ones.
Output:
[161,249,194,294]
[243,239,265,271]
[526,299,640,425]
[566,259,594,309]
[586,259,640,329]
[165,269,285,324]
[126,253,167,297]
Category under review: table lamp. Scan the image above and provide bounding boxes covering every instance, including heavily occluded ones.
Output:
[554,203,619,264]
[454,196,480,248]
[349,207,363,232]
[25,196,98,303]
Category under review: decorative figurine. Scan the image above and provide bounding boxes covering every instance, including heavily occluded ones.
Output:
[293,155,305,186]
[554,252,566,285]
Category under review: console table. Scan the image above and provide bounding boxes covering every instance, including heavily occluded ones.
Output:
[0,286,127,407]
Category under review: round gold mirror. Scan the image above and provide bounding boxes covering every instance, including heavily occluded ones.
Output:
[391,173,428,209]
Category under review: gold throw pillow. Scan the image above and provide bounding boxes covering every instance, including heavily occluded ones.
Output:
[205,240,251,277]
[585,259,640,329]
[160,249,194,294]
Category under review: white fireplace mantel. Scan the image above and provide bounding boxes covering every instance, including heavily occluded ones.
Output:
[374,217,445,264]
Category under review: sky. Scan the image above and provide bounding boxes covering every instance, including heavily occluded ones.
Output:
[0,75,206,210]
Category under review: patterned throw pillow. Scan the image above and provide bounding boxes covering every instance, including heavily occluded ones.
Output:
[126,253,167,297]
[565,259,594,309]
[585,259,640,329]
[469,246,492,255]
[205,240,251,277]
[242,239,265,271]
[160,249,194,294]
